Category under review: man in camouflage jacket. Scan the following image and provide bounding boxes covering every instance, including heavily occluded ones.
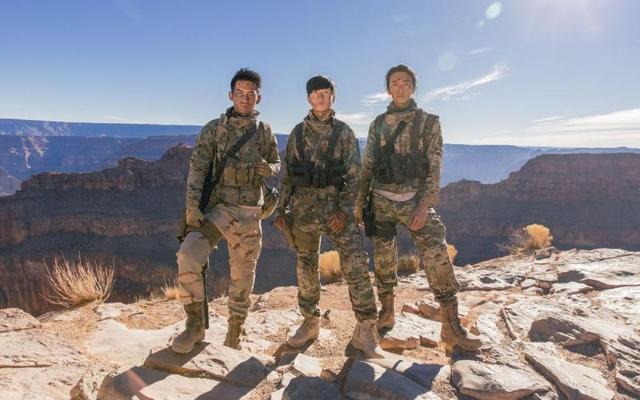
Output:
[275,76,384,358]
[172,68,280,353]
[355,64,483,352]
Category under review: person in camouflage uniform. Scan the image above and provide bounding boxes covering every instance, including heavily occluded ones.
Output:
[355,64,483,352]
[274,76,385,358]
[171,68,281,353]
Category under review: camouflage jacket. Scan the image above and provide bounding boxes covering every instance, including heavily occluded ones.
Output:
[276,110,361,221]
[186,108,280,209]
[356,99,443,208]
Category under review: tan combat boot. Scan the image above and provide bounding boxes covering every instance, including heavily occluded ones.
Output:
[286,316,320,348]
[376,292,395,330]
[224,315,245,350]
[171,301,206,354]
[439,299,482,352]
[351,319,387,359]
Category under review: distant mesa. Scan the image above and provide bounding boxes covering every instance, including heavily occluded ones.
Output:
[1,147,640,315]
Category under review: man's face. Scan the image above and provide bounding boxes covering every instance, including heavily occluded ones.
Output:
[229,80,261,115]
[307,88,334,116]
[387,71,414,105]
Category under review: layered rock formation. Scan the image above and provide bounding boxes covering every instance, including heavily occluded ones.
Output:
[0,145,292,315]
[1,248,638,399]
[0,167,19,196]
[439,153,640,264]
[2,148,640,315]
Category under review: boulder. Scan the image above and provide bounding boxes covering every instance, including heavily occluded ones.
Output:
[451,360,551,400]
[0,308,40,332]
[525,345,614,400]
[379,312,441,350]
[344,361,442,400]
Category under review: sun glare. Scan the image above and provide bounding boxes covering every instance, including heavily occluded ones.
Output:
[525,0,609,40]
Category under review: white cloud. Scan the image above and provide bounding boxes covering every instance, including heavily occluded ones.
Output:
[479,108,640,147]
[468,47,491,55]
[530,116,565,124]
[361,92,390,109]
[528,108,640,135]
[423,64,509,102]
[335,112,372,127]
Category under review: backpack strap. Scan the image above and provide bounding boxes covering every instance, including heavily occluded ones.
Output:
[422,113,439,156]
[293,122,305,162]
[325,119,345,162]
[410,110,425,151]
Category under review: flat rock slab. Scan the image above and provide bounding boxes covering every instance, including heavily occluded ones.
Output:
[451,360,551,400]
[596,286,640,325]
[380,312,441,350]
[144,343,271,388]
[0,308,41,332]
[549,282,592,295]
[600,335,640,398]
[344,361,442,400]
[402,297,469,323]
[458,270,523,291]
[281,376,344,400]
[501,296,591,340]
[369,355,449,389]
[557,252,640,289]
[98,365,256,399]
[87,318,182,366]
[291,353,322,377]
[525,345,614,400]
[0,330,88,399]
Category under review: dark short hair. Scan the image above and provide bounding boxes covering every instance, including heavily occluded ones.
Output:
[385,64,417,91]
[306,75,335,95]
[230,68,262,91]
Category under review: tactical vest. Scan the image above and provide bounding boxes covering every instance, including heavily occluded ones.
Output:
[216,117,266,187]
[375,110,438,184]
[287,120,346,189]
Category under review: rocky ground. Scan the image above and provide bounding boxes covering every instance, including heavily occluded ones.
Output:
[1,247,639,399]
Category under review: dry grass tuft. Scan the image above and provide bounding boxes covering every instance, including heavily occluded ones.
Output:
[397,253,421,275]
[319,250,342,284]
[162,281,180,301]
[44,255,114,308]
[501,224,554,255]
[447,244,458,264]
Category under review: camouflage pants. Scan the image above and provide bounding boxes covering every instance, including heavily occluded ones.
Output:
[372,192,460,303]
[176,204,262,318]
[290,215,377,322]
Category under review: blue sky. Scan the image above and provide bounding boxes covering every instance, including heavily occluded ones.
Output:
[1,0,639,147]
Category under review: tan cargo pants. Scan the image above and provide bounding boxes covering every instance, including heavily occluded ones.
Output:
[176,204,262,317]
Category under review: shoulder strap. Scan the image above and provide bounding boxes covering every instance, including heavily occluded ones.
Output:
[385,120,408,150]
[422,113,439,155]
[326,120,345,162]
[212,124,258,186]
[410,110,425,150]
[293,123,305,162]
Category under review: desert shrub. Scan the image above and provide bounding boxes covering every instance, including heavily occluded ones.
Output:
[447,244,458,264]
[319,250,342,284]
[397,253,421,275]
[44,255,114,308]
[501,224,553,255]
[162,280,179,301]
